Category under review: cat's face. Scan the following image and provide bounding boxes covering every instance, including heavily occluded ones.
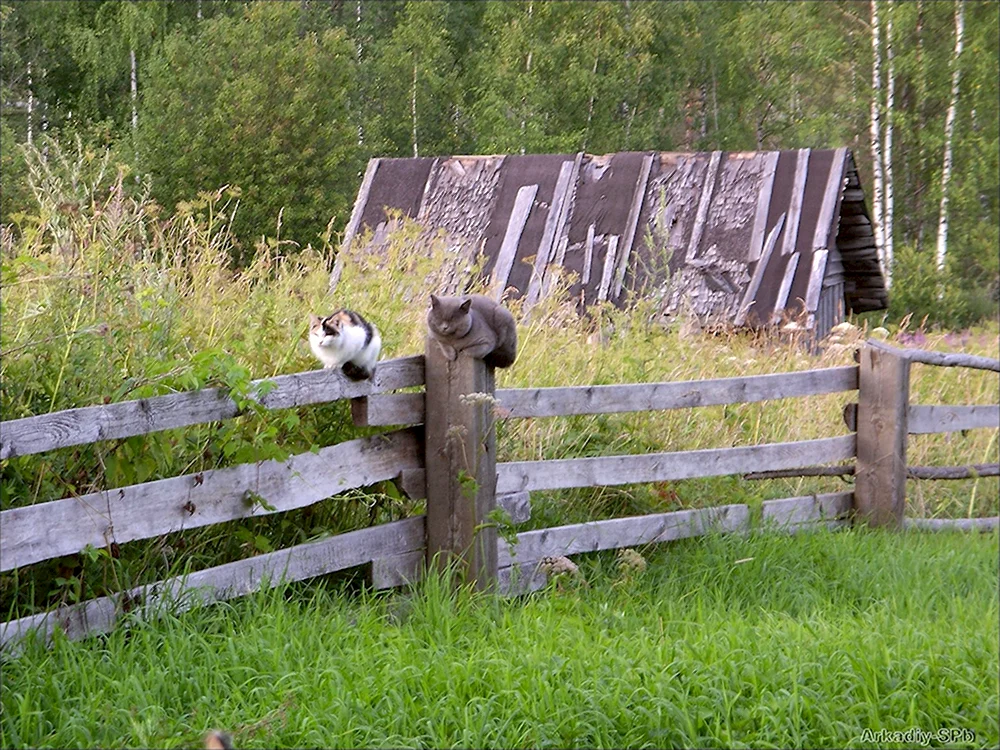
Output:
[309,312,348,347]
[428,294,472,337]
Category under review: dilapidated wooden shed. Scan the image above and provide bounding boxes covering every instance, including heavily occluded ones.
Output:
[331,148,888,338]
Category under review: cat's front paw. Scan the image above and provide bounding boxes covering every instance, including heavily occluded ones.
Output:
[437,342,458,361]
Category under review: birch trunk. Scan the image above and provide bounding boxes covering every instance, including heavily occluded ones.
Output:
[582,52,600,152]
[26,60,33,146]
[410,62,419,158]
[914,0,927,249]
[356,0,364,146]
[936,0,965,276]
[520,0,533,155]
[869,0,887,277]
[130,48,138,134]
[883,2,895,288]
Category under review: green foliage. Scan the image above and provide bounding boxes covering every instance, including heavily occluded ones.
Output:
[2,531,997,748]
[0,120,30,224]
[888,243,999,329]
[2,0,996,302]
[362,1,465,157]
[137,2,362,259]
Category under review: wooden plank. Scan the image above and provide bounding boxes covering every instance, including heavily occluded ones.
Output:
[552,234,570,269]
[498,561,549,596]
[780,148,810,256]
[904,517,999,532]
[415,158,441,220]
[491,183,538,300]
[865,340,1000,373]
[839,215,871,227]
[496,435,856,494]
[907,463,999,480]
[495,366,858,418]
[423,337,497,590]
[352,393,425,427]
[498,504,750,568]
[838,236,878,251]
[745,465,854,480]
[0,355,425,460]
[582,223,596,284]
[748,152,780,263]
[397,468,427,499]
[0,428,422,572]
[770,252,801,323]
[803,249,829,313]
[525,159,577,306]
[811,147,847,251]
[762,492,852,530]
[612,152,655,298]
[385,467,530,523]
[354,365,861,424]
[908,404,1000,434]
[497,491,531,524]
[855,342,910,528]
[685,150,723,263]
[597,235,619,302]
[734,212,785,325]
[0,516,425,653]
[329,158,380,292]
[371,550,424,589]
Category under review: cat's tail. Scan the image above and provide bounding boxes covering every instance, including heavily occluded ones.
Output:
[341,361,375,381]
[204,730,234,750]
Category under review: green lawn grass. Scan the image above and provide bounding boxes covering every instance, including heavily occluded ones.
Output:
[3,528,996,750]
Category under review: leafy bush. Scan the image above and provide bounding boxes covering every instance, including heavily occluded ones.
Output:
[888,242,1000,329]
[137,2,363,262]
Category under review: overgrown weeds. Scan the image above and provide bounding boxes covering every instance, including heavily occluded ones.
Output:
[2,530,996,749]
[1,149,997,620]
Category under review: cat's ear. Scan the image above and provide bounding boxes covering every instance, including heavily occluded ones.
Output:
[430,294,440,308]
[459,298,472,313]
[309,313,321,327]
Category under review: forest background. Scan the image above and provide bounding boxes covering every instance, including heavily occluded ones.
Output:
[1,0,998,326]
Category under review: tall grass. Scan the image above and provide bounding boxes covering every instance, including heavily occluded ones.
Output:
[2,529,997,749]
[1,150,997,619]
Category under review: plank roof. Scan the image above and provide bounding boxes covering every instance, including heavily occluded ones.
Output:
[333,149,888,331]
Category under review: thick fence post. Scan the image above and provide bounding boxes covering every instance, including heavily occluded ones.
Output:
[423,337,498,589]
[854,340,911,528]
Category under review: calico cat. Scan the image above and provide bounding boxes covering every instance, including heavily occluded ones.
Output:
[426,294,517,368]
[308,309,381,380]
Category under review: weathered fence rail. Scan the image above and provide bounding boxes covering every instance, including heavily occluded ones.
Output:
[1,340,997,653]
[1,428,423,572]
[352,365,860,426]
[0,356,425,460]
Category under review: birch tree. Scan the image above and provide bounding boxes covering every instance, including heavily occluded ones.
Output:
[935,0,966,276]
[869,0,887,278]
[884,2,896,288]
[365,1,459,158]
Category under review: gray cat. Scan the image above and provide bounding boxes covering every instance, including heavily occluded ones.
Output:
[427,294,518,368]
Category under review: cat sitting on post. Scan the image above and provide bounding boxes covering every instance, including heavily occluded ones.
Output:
[308,309,381,380]
[427,293,517,368]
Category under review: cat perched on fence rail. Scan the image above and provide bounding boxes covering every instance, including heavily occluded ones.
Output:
[426,294,517,368]
[308,309,382,380]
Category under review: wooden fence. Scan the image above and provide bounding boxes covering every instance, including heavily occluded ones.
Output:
[1,339,997,653]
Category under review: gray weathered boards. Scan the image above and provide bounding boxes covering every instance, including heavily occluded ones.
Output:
[333,149,888,339]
